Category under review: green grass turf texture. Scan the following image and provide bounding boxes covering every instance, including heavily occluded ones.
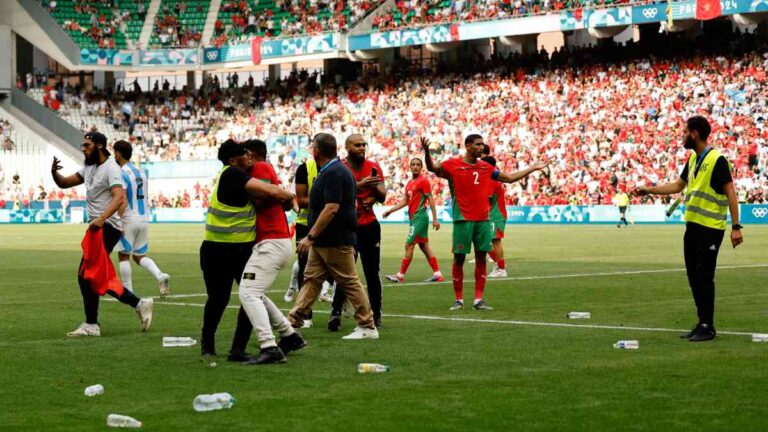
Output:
[0,223,766,431]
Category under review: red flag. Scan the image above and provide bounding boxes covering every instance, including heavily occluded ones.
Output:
[695,0,721,20]
[80,228,124,297]
[251,36,262,65]
[574,7,583,21]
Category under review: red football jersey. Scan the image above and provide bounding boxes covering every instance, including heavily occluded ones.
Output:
[440,157,497,221]
[251,161,290,242]
[406,175,431,219]
[489,181,507,220]
[344,158,384,226]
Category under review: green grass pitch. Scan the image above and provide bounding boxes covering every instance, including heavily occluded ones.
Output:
[1,223,766,431]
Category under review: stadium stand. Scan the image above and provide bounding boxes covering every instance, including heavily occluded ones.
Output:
[149,0,209,48]
[40,0,150,49]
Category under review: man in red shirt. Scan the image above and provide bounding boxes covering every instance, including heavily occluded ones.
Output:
[422,135,551,311]
[330,134,387,330]
[482,155,509,278]
[382,158,442,283]
[236,140,306,365]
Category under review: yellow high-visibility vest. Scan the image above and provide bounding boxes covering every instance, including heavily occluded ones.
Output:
[295,159,317,227]
[684,149,729,230]
[204,166,257,243]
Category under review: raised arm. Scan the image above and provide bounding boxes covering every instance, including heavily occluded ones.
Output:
[420,137,443,177]
[51,157,84,189]
[497,159,553,183]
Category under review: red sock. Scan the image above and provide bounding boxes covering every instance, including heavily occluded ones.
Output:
[488,251,498,262]
[474,261,487,301]
[427,256,440,272]
[497,259,506,270]
[399,258,411,275]
[451,263,464,301]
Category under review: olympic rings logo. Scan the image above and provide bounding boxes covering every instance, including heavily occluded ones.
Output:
[752,207,768,218]
[642,8,658,18]
[206,50,219,61]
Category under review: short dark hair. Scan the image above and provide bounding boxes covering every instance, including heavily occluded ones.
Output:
[217,139,246,164]
[482,144,491,156]
[481,156,497,167]
[410,158,423,167]
[113,140,132,160]
[465,134,483,146]
[313,133,337,158]
[242,139,267,159]
[687,116,711,141]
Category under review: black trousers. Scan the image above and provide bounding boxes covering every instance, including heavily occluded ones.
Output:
[199,240,254,355]
[332,221,382,321]
[683,222,725,326]
[79,223,141,324]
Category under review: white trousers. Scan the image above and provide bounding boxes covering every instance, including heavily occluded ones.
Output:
[239,239,293,348]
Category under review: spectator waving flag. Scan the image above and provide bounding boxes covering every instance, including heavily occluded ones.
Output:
[696,0,722,20]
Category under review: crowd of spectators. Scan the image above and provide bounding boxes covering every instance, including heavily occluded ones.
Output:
[151,1,205,48]
[18,29,768,208]
[42,0,146,49]
[213,0,381,46]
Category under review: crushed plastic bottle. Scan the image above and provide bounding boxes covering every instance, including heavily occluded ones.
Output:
[106,414,142,428]
[613,340,639,350]
[752,334,768,342]
[357,363,390,373]
[567,312,591,319]
[162,337,197,347]
[84,384,104,397]
[193,393,235,412]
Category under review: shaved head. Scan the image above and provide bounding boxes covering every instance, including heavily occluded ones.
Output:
[345,134,364,148]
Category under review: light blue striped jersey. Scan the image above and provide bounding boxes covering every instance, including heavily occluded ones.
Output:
[121,162,150,223]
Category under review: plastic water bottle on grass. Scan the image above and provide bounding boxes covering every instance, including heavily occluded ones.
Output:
[358,363,389,373]
[613,340,639,349]
[84,384,104,397]
[106,414,142,428]
[193,393,235,412]
[162,337,197,347]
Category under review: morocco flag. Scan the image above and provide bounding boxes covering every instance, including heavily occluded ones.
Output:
[251,36,262,65]
[696,0,722,20]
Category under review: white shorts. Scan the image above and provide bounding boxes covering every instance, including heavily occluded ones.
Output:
[118,222,149,255]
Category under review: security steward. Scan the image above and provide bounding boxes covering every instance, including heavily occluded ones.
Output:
[200,139,293,361]
[633,116,743,342]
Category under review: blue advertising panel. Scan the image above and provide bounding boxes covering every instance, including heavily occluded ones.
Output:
[203,34,337,64]
[139,48,198,65]
[80,49,133,65]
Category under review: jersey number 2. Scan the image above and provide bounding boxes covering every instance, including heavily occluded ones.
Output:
[472,172,479,185]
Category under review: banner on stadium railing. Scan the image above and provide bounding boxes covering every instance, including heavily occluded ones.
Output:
[80,49,133,66]
[139,48,198,66]
[348,25,458,50]
[4,204,766,224]
[203,34,338,64]
[559,7,633,31]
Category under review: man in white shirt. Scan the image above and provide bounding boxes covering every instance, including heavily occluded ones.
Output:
[113,140,171,298]
[51,132,154,337]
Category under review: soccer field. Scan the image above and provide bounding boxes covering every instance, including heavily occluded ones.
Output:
[1,223,766,431]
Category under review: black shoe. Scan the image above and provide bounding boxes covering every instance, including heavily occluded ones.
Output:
[374,318,382,329]
[277,332,306,355]
[244,347,287,365]
[688,324,716,342]
[226,349,252,362]
[680,323,701,339]
[328,315,341,332]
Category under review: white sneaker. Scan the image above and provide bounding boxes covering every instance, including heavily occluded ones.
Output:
[284,287,297,303]
[67,322,100,337]
[319,281,334,303]
[341,326,379,340]
[488,269,508,278]
[490,262,499,274]
[159,273,171,298]
[302,319,313,329]
[135,298,154,332]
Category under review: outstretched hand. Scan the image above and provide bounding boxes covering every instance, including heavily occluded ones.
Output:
[531,159,553,171]
[419,137,430,152]
[51,156,62,174]
[631,187,651,197]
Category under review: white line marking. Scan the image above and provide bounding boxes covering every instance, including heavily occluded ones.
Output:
[152,301,762,337]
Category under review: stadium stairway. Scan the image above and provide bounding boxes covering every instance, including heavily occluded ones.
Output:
[201,0,223,47]
[349,0,395,35]
[138,0,163,49]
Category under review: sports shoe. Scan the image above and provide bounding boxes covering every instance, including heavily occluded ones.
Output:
[277,332,306,355]
[244,346,287,365]
[374,318,383,329]
[159,273,171,298]
[327,315,341,332]
[680,323,701,339]
[688,324,716,342]
[227,349,252,362]
[449,300,464,311]
[302,319,313,329]
[201,353,218,366]
[284,287,297,303]
[319,281,334,303]
[491,262,499,274]
[135,298,154,332]
[342,300,354,318]
[341,326,380,340]
[385,274,404,283]
[473,300,494,310]
[67,322,100,337]
[424,273,444,282]
[488,269,508,278]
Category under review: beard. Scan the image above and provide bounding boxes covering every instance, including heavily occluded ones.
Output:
[83,151,100,165]
[683,136,696,150]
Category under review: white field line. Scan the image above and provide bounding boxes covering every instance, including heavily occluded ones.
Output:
[150,300,762,337]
